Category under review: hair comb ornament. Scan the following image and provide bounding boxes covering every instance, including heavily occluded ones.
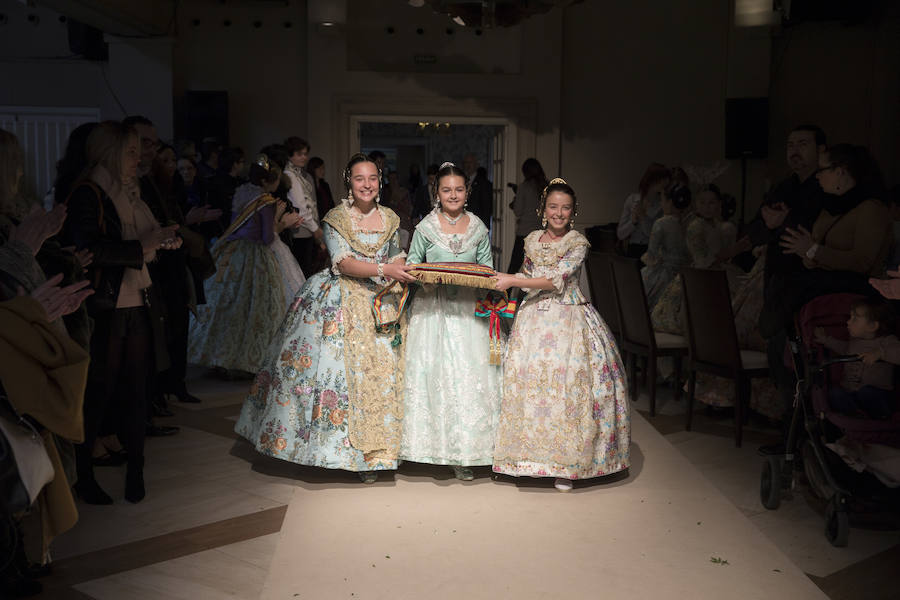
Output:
[255,154,271,172]
[439,161,457,169]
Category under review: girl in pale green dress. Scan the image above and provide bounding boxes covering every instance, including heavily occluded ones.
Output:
[400,162,502,480]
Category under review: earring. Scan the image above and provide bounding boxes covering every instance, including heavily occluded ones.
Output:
[569,217,575,229]
[541,216,548,228]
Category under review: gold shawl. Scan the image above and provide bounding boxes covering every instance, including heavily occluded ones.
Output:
[322,205,405,463]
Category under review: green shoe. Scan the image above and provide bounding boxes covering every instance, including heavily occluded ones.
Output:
[452,466,474,481]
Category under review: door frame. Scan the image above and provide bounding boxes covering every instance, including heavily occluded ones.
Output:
[334,95,537,271]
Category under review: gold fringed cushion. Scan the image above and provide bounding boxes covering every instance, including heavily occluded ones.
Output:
[407,262,497,290]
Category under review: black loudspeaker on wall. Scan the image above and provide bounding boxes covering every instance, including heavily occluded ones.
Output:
[178,91,229,146]
[725,97,769,159]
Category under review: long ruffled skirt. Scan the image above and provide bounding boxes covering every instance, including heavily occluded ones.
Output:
[188,239,286,373]
[234,270,401,472]
[492,301,630,479]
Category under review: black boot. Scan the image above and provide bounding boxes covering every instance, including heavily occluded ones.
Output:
[1,518,43,598]
[125,458,145,503]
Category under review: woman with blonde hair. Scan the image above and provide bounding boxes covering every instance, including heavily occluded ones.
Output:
[62,120,179,504]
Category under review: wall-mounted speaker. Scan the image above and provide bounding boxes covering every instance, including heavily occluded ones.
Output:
[725,97,769,159]
[179,90,229,146]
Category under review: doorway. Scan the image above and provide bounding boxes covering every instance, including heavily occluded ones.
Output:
[351,115,517,271]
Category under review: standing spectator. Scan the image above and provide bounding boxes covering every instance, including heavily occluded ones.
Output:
[508,158,547,274]
[206,147,245,232]
[48,122,98,208]
[197,138,221,179]
[384,170,413,250]
[412,163,438,224]
[62,120,181,504]
[407,163,422,195]
[284,136,324,275]
[307,156,335,221]
[368,150,388,189]
[463,152,493,228]
[616,163,670,262]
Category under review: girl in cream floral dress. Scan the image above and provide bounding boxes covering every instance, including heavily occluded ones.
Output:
[492,178,630,492]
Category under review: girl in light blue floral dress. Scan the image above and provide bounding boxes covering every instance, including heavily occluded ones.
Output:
[492,178,630,492]
[235,154,416,483]
[400,162,502,481]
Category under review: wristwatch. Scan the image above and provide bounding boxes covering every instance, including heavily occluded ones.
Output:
[806,243,819,259]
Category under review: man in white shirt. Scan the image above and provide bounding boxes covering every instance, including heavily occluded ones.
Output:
[284,136,324,274]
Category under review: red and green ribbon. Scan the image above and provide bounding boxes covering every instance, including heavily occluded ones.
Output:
[474,296,517,365]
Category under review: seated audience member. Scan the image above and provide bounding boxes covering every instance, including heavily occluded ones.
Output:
[617,162,670,262]
[815,298,899,419]
[776,144,890,318]
[641,182,691,309]
[885,185,900,272]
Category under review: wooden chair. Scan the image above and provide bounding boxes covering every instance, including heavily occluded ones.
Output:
[680,267,769,447]
[585,251,620,340]
[608,255,687,416]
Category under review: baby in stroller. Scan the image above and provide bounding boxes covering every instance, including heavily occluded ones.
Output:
[814,297,900,420]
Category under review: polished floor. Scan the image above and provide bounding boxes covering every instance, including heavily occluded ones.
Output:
[35,369,900,599]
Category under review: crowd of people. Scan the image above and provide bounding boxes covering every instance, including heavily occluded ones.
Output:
[616,123,899,429]
[0,118,353,596]
[232,155,629,488]
[2,112,898,597]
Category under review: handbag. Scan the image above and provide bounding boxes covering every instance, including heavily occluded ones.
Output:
[0,391,54,513]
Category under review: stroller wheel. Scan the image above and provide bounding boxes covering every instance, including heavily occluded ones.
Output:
[760,456,783,510]
[825,495,850,547]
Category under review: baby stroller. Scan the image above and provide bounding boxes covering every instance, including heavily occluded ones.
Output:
[759,293,900,547]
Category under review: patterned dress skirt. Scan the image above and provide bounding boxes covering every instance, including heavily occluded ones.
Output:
[234,270,400,472]
[188,239,286,373]
[400,285,502,466]
[493,301,630,479]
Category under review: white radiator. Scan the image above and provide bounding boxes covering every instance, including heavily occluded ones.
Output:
[0,106,101,205]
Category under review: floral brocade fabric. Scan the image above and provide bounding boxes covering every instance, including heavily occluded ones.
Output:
[399,211,502,466]
[188,238,286,373]
[234,205,406,471]
[492,230,631,479]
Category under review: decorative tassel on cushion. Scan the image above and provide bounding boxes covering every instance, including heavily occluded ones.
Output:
[407,262,498,290]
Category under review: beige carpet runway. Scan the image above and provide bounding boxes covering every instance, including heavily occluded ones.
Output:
[261,413,828,600]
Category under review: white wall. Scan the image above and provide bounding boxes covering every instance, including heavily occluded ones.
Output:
[306,0,563,199]
[559,0,760,227]
[172,0,309,157]
[0,0,173,136]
